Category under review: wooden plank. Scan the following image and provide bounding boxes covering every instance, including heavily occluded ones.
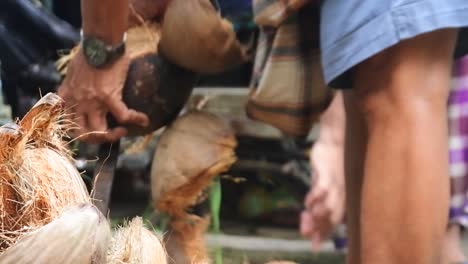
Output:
[205,233,345,264]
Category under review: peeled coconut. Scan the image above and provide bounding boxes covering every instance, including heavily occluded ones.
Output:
[151,111,237,263]
[108,217,167,264]
[0,204,110,264]
[57,22,197,137]
[0,93,90,250]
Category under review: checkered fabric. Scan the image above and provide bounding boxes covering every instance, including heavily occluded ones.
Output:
[247,2,333,137]
[448,54,468,228]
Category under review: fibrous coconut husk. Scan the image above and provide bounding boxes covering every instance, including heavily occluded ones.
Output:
[56,22,197,137]
[164,215,210,264]
[151,111,237,216]
[108,217,167,264]
[151,111,237,263]
[159,0,248,73]
[0,93,90,250]
[0,204,110,264]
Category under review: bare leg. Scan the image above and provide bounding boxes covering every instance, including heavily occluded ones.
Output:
[343,89,367,264]
[351,29,457,263]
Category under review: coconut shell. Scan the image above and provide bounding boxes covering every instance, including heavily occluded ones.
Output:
[122,23,197,136]
[122,53,197,136]
[0,204,110,264]
[151,111,237,216]
[108,217,167,264]
[159,0,247,73]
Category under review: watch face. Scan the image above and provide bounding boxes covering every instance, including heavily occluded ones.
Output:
[83,38,108,67]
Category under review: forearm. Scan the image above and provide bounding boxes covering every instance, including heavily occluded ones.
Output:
[317,91,345,146]
[81,0,128,44]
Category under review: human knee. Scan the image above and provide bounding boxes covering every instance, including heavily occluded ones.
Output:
[353,54,452,122]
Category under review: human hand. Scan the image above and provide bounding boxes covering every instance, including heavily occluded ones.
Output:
[300,141,346,250]
[58,49,149,143]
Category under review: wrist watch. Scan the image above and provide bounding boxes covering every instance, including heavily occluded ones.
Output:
[81,30,127,68]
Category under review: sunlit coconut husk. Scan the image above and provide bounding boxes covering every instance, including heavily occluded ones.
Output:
[151,111,237,263]
[108,217,167,264]
[0,93,90,250]
[0,204,110,264]
[56,22,197,137]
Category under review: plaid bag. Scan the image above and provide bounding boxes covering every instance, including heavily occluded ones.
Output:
[247,2,332,137]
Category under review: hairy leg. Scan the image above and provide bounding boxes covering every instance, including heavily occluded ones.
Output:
[352,29,457,264]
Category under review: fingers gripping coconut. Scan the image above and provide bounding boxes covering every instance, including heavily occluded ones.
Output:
[151,111,237,264]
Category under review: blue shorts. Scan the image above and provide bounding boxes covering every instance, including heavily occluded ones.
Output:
[320,0,468,88]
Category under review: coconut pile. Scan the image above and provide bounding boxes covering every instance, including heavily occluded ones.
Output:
[0,93,167,264]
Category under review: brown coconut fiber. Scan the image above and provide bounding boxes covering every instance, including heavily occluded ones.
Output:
[151,111,237,263]
[0,93,90,251]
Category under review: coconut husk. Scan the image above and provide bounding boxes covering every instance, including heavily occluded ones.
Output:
[159,0,248,73]
[151,111,237,217]
[57,23,197,137]
[0,204,110,264]
[151,111,236,263]
[0,93,90,250]
[108,217,167,264]
[164,215,210,264]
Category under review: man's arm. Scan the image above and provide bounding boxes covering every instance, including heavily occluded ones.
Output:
[317,91,345,146]
[301,91,346,249]
[57,0,149,143]
[81,0,128,45]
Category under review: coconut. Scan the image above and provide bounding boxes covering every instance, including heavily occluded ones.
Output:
[0,204,110,264]
[151,111,237,263]
[108,217,167,264]
[159,0,247,73]
[151,111,237,216]
[0,93,90,250]
[57,22,197,137]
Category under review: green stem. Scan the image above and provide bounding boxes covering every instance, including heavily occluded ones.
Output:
[209,178,223,264]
